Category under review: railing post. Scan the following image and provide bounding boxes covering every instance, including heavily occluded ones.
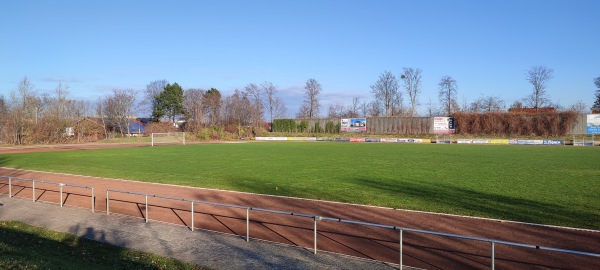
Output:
[8,177,12,198]
[246,208,250,242]
[145,195,149,223]
[491,241,495,270]
[399,229,403,269]
[32,180,35,202]
[314,216,321,254]
[106,190,110,215]
[91,188,95,213]
[191,201,194,231]
[59,183,64,207]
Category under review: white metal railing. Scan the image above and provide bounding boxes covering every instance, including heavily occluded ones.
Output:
[106,189,250,240]
[104,188,600,269]
[0,176,95,212]
[2,176,598,269]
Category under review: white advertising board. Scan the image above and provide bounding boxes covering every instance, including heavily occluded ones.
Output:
[433,117,455,134]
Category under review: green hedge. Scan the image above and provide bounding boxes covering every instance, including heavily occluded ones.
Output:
[272,119,297,132]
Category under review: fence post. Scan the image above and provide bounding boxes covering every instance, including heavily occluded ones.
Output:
[8,177,12,198]
[32,180,35,202]
[106,190,110,215]
[491,241,495,270]
[59,183,64,207]
[399,229,403,269]
[246,208,250,242]
[191,201,194,231]
[91,188,95,213]
[314,216,321,254]
[145,195,149,223]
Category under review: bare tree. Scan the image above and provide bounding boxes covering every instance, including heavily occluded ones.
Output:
[369,100,383,117]
[327,102,347,118]
[392,90,404,116]
[350,97,360,117]
[203,88,222,126]
[568,100,587,113]
[222,89,253,132]
[183,88,205,132]
[272,96,287,120]
[9,76,41,144]
[0,95,9,144]
[426,97,438,117]
[40,82,77,141]
[144,80,168,116]
[297,78,322,119]
[360,100,369,117]
[509,100,523,110]
[438,76,458,116]
[371,71,399,117]
[469,96,505,112]
[525,66,553,111]
[95,98,108,138]
[244,83,263,126]
[261,81,279,124]
[402,68,422,117]
[102,89,137,135]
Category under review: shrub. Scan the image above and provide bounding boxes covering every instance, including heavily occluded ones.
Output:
[325,121,338,133]
[298,120,309,133]
[144,122,178,136]
[313,121,322,133]
[272,119,297,132]
[452,111,579,137]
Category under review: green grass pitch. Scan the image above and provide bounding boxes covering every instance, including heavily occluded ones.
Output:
[1,142,599,229]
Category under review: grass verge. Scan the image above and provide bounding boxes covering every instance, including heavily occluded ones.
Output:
[0,220,206,270]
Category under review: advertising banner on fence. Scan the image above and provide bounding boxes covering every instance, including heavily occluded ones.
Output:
[587,114,600,134]
[509,139,563,145]
[255,137,287,141]
[341,118,367,133]
[457,139,510,145]
[433,117,455,134]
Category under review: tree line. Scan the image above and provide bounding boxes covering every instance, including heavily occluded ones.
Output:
[1,68,599,144]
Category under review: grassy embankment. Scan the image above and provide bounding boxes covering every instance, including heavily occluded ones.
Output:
[0,221,205,269]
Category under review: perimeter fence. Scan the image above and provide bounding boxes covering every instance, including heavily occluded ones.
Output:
[1,175,599,269]
[103,188,600,269]
[0,176,95,212]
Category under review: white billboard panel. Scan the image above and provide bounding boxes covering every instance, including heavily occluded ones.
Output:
[587,114,600,134]
[433,117,455,134]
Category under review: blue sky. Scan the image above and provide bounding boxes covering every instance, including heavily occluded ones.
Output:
[1,0,599,116]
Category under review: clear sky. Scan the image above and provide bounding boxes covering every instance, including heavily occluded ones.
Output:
[1,0,599,116]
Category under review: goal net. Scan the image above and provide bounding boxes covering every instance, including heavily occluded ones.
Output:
[151,132,186,146]
[436,134,453,144]
[572,134,595,146]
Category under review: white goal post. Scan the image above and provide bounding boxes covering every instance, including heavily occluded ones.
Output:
[151,132,186,146]
[572,134,595,146]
